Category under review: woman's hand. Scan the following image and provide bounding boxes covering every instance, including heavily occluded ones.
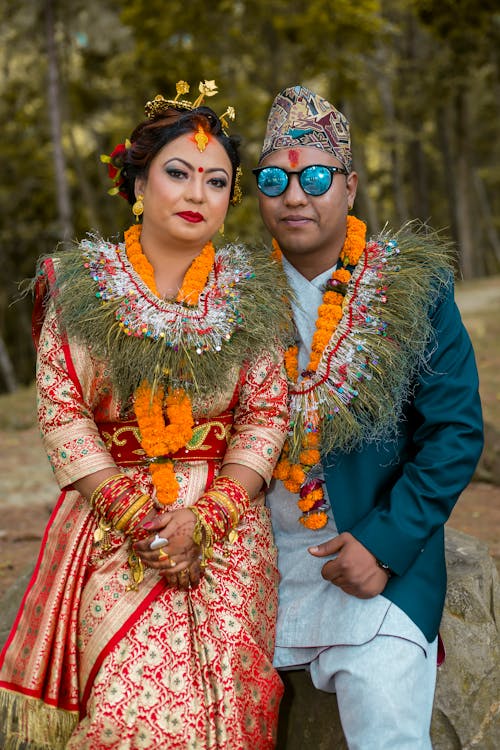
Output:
[134,508,202,589]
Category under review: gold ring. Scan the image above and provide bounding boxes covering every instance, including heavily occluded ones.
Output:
[158,548,170,561]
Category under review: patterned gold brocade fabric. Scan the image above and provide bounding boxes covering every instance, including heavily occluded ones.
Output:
[0,295,288,748]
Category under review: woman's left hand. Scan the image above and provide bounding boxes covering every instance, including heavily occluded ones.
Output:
[134,508,201,587]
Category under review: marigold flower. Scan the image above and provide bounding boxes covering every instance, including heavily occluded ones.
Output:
[284,478,302,494]
[298,496,316,512]
[300,511,328,529]
[299,449,320,466]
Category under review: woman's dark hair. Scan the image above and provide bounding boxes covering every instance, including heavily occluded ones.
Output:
[121,106,241,204]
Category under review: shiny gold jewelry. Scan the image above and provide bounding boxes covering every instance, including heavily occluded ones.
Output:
[194,124,209,152]
[132,194,144,221]
[158,548,170,561]
[126,548,144,591]
[230,166,243,206]
[89,473,124,509]
[93,517,113,551]
[144,80,236,135]
[190,507,214,569]
[114,493,149,532]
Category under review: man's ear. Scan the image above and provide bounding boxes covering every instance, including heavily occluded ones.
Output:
[346,171,358,204]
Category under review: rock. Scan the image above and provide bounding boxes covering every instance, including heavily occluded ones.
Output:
[475,421,500,486]
[276,528,500,749]
[0,566,34,651]
[432,529,500,749]
[1,531,499,748]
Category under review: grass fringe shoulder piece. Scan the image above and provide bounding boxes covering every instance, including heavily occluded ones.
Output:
[32,234,293,407]
[286,220,456,464]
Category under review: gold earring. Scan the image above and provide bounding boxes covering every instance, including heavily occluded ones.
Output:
[219,223,225,236]
[132,194,144,221]
[230,167,243,206]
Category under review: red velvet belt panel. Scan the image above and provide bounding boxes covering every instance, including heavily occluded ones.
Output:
[97,412,234,466]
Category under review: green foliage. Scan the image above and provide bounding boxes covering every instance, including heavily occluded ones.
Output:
[0,0,499,392]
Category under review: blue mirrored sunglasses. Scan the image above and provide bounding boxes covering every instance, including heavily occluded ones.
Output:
[252,164,348,197]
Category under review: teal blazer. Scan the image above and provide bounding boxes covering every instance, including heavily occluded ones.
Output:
[323,282,483,642]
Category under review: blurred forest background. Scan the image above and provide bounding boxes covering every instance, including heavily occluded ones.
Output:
[1,0,499,392]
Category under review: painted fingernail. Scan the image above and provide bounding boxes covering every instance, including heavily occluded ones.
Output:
[142,521,154,530]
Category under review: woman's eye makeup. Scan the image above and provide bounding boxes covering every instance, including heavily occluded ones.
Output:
[209,177,228,189]
[165,167,187,179]
[165,166,228,189]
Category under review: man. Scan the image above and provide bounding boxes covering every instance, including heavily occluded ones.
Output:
[254,85,484,748]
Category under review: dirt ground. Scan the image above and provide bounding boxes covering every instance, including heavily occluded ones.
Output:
[0,276,499,599]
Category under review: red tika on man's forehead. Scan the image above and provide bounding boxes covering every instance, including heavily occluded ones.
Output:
[288,149,299,168]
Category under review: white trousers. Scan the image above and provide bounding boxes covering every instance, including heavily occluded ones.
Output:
[281,635,437,750]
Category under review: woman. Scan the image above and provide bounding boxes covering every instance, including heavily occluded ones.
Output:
[0,81,291,749]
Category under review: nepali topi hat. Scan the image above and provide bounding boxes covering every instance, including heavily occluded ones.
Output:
[259,85,352,172]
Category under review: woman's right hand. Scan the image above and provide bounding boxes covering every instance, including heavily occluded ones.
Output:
[134,508,202,589]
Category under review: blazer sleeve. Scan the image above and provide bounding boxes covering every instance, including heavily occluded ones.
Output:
[349,279,484,576]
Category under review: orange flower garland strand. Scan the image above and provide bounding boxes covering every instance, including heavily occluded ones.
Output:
[134,382,195,506]
[123,225,214,505]
[124,223,215,306]
[273,215,367,529]
[176,241,215,305]
[124,224,159,296]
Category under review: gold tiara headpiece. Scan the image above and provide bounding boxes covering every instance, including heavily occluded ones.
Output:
[144,80,236,132]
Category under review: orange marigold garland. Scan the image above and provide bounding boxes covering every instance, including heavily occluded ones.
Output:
[125,224,159,296]
[176,241,215,305]
[273,215,367,529]
[125,223,215,505]
[134,381,195,505]
[124,223,215,306]
[124,225,216,503]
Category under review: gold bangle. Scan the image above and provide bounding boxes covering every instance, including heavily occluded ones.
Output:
[89,473,124,509]
[114,494,149,532]
[214,474,250,498]
[208,491,240,527]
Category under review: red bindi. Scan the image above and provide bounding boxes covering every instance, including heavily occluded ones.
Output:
[288,149,299,168]
[198,167,204,173]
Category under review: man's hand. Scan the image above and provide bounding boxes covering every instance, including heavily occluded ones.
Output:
[308,532,390,598]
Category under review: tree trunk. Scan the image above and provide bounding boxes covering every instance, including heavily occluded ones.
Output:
[0,334,18,393]
[372,46,409,225]
[454,90,476,279]
[436,103,459,250]
[45,0,73,241]
[473,171,500,272]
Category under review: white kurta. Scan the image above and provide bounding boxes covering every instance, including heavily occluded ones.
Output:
[266,257,429,667]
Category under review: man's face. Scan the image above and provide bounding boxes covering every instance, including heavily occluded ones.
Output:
[256,146,357,274]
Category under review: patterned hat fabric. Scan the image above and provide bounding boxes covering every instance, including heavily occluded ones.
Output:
[259,85,352,171]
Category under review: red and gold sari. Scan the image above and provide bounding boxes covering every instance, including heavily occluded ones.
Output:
[0,243,289,749]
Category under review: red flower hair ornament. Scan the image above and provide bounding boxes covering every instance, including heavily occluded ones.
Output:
[100,139,131,200]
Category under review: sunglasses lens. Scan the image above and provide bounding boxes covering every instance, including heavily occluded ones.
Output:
[257,167,288,197]
[300,166,333,196]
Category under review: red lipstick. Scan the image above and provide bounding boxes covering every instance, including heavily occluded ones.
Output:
[177,211,204,223]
